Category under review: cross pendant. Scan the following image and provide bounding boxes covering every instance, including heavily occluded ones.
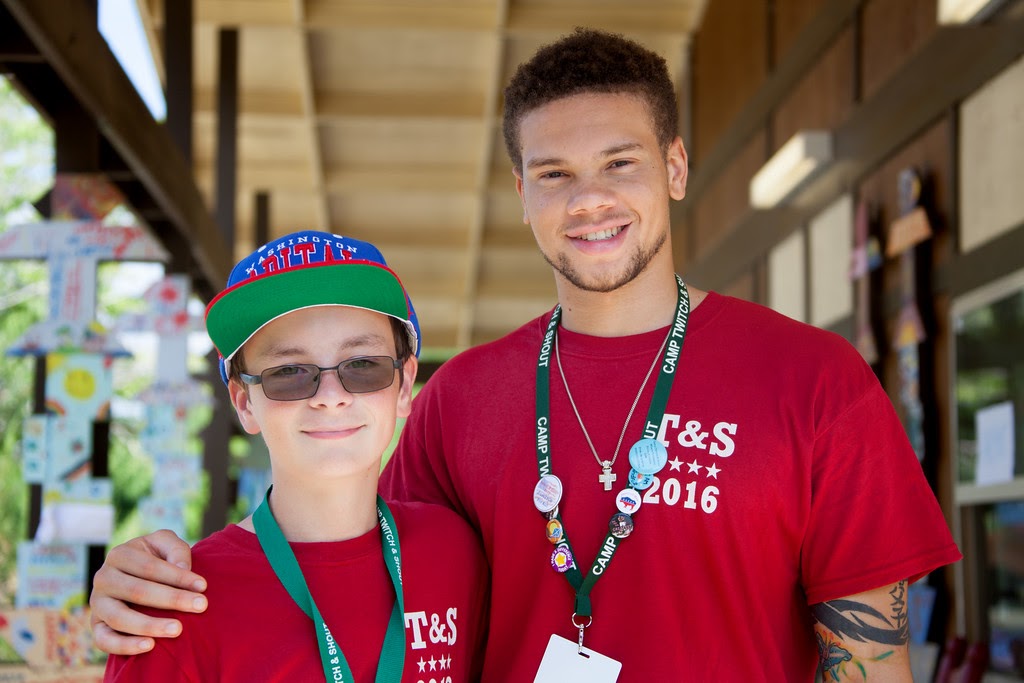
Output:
[598,467,617,491]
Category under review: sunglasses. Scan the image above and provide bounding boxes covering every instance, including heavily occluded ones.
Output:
[239,356,402,401]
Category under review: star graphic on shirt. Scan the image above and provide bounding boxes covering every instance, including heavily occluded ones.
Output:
[417,658,426,673]
[705,462,721,479]
[668,456,683,471]
[429,656,438,671]
[687,459,702,474]
[441,654,450,670]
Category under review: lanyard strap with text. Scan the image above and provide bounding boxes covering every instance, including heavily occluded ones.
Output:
[534,275,689,618]
[253,487,405,682]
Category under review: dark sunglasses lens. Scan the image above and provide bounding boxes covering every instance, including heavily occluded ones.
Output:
[261,364,320,400]
[339,357,396,393]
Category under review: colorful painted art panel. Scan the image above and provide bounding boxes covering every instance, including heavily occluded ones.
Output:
[14,544,86,611]
[44,354,112,421]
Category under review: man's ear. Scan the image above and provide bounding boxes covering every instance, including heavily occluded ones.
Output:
[228,378,262,436]
[666,136,689,201]
[397,356,418,420]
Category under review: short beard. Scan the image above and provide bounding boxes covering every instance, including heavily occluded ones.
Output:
[541,231,667,293]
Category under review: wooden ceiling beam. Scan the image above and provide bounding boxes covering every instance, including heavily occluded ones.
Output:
[194,89,487,121]
[325,166,479,193]
[1,0,231,298]
[134,0,166,86]
[317,91,485,120]
[506,6,697,35]
[195,159,481,194]
[197,0,498,31]
[304,0,497,32]
[0,3,42,63]
[193,160,311,191]
[196,0,295,26]
[195,88,305,118]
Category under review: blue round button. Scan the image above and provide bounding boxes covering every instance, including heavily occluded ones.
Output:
[628,438,668,475]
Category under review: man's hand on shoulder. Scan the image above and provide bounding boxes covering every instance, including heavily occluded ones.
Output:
[90,529,208,655]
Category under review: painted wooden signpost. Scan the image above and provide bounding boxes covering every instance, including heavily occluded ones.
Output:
[1,174,168,620]
[116,274,209,537]
[886,168,933,461]
[0,219,168,356]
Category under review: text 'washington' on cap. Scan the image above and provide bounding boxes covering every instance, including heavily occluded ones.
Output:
[205,230,421,383]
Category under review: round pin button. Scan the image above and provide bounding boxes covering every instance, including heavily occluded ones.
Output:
[628,438,668,475]
[545,519,564,544]
[615,488,642,515]
[551,543,574,573]
[628,468,655,491]
[609,512,634,539]
[533,474,563,514]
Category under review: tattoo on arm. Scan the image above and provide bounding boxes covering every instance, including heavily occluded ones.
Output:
[811,580,910,646]
[812,581,910,681]
[888,580,908,642]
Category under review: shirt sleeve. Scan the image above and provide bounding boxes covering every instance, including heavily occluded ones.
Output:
[380,374,467,517]
[801,381,961,604]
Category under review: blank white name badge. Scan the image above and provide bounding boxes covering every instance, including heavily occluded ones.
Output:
[533,634,622,683]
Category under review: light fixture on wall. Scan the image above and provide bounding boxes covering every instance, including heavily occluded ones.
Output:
[937,0,1005,23]
[749,130,833,209]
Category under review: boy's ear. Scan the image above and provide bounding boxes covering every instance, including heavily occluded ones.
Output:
[228,378,262,435]
[397,356,418,419]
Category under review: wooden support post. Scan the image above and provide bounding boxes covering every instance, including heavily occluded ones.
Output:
[215,27,238,247]
[164,0,193,165]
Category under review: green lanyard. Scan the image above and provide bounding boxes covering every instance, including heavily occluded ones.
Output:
[534,275,689,620]
[253,487,405,682]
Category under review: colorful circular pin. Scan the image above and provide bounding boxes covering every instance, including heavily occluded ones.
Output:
[609,512,634,539]
[533,474,563,514]
[551,543,574,573]
[628,438,668,475]
[615,488,642,515]
[545,519,564,544]
[628,468,655,491]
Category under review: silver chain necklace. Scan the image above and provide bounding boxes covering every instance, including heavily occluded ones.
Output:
[554,326,671,491]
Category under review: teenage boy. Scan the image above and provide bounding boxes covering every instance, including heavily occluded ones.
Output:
[91,30,959,682]
[103,231,487,681]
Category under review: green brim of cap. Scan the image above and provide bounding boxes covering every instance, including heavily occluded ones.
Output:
[206,263,412,359]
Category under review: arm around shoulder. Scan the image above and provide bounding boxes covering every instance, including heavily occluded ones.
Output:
[90,529,208,655]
